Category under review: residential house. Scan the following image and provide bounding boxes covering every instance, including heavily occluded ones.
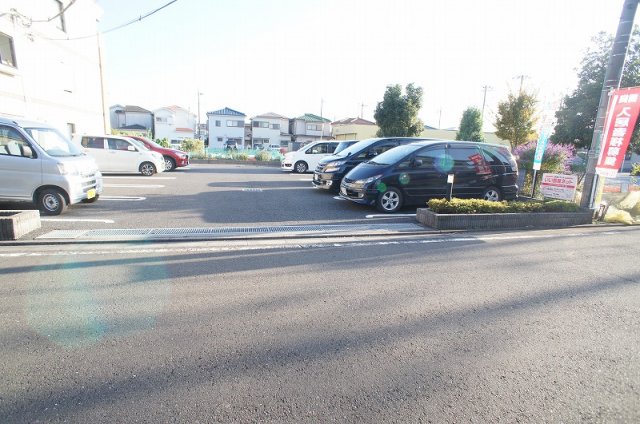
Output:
[206,107,246,149]
[109,105,153,134]
[251,112,291,150]
[289,113,332,149]
[0,1,106,138]
[332,117,378,140]
[153,105,196,146]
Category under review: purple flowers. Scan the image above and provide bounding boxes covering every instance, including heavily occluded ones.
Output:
[513,141,576,172]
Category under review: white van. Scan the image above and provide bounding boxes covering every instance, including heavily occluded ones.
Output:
[0,116,103,215]
[78,135,165,176]
[281,140,340,173]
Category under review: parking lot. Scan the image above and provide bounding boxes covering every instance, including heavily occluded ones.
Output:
[1,163,421,240]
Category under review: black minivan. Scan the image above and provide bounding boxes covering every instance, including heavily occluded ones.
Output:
[339,140,519,213]
[312,137,429,191]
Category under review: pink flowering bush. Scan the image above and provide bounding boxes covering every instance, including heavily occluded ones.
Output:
[513,141,576,173]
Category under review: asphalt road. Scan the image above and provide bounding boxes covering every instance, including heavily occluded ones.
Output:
[1,226,639,422]
[0,163,418,240]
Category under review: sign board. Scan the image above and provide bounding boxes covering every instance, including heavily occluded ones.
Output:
[540,173,578,201]
[596,87,640,178]
[447,174,455,184]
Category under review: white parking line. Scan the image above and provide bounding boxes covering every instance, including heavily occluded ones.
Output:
[298,178,313,181]
[41,218,115,223]
[100,196,146,201]
[104,184,165,188]
[366,214,416,219]
[102,176,176,180]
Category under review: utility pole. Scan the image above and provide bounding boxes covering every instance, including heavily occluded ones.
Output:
[359,102,367,118]
[514,75,529,93]
[481,85,493,124]
[438,108,442,129]
[197,91,203,139]
[582,0,639,208]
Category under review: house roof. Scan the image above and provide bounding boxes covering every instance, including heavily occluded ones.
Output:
[294,113,331,123]
[207,107,246,117]
[176,127,194,132]
[122,105,152,114]
[253,112,288,119]
[332,117,376,126]
[120,124,148,130]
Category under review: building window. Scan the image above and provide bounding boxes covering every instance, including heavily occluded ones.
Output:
[252,121,269,128]
[271,123,280,130]
[0,33,17,68]
[215,120,221,127]
[54,0,67,33]
[156,117,167,123]
[306,124,323,131]
[227,120,244,127]
[217,137,223,142]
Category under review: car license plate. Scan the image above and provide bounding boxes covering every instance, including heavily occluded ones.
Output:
[86,189,96,199]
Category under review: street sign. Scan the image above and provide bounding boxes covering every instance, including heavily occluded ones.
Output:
[540,173,578,201]
[596,87,640,178]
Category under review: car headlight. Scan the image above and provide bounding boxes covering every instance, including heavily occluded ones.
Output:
[354,174,383,186]
[324,160,346,172]
[56,162,79,176]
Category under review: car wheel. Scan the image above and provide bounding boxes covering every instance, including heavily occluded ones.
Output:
[376,187,403,213]
[140,162,156,176]
[38,188,67,215]
[482,186,502,201]
[164,156,176,171]
[294,161,308,173]
[81,194,99,204]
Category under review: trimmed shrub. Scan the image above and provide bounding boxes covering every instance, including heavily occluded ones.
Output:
[255,151,272,161]
[427,198,580,214]
[155,138,170,148]
[231,151,249,160]
[180,138,204,153]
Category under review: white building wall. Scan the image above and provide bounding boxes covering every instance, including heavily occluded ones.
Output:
[0,1,106,138]
[207,114,245,149]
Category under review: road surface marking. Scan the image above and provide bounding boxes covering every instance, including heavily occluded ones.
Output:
[366,214,416,219]
[0,231,624,258]
[104,184,165,188]
[298,178,313,181]
[40,218,115,223]
[100,196,146,201]
[102,176,176,180]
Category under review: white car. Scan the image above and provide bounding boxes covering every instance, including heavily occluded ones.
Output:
[281,140,339,173]
[78,135,165,176]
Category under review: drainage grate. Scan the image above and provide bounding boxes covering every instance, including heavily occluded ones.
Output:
[241,188,263,192]
[37,223,425,240]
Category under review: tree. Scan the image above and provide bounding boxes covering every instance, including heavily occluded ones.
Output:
[552,29,640,154]
[456,107,485,142]
[374,83,424,137]
[494,91,538,151]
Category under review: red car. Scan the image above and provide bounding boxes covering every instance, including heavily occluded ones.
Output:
[128,136,189,171]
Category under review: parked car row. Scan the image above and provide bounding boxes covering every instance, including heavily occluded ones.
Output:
[77,135,189,175]
[283,136,519,213]
[0,116,191,215]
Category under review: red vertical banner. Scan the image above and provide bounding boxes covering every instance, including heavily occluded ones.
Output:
[596,87,640,178]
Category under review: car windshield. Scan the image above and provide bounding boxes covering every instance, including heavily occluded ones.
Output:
[137,137,162,149]
[333,139,378,157]
[127,138,150,151]
[368,144,420,165]
[334,141,355,154]
[24,127,84,157]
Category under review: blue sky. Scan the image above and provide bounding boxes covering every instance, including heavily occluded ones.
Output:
[96,0,632,130]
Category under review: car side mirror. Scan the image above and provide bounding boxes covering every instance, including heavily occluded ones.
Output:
[412,159,423,167]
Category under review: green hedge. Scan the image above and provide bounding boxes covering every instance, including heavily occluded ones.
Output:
[632,163,640,176]
[427,198,581,214]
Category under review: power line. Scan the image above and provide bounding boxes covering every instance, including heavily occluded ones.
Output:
[42,0,179,41]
